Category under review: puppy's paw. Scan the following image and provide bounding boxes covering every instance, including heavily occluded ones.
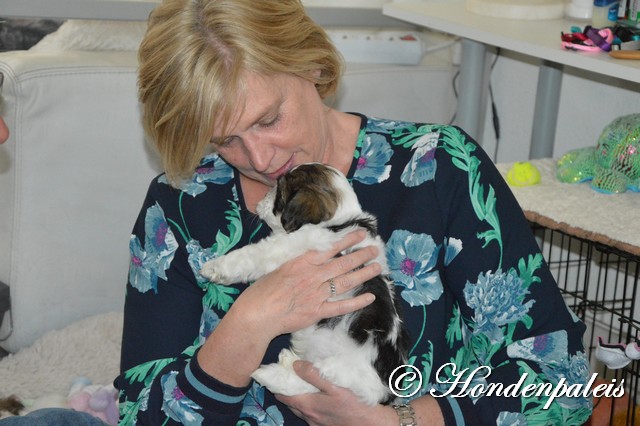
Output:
[199,259,232,285]
[251,363,319,397]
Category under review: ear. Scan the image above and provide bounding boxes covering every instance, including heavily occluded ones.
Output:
[280,187,334,232]
[311,68,322,79]
[275,164,342,232]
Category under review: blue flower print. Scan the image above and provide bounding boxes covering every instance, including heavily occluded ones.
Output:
[507,331,591,410]
[197,309,220,346]
[241,382,284,425]
[507,330,570,365]
[158,153,233,196]
[129,237,151,292]
[138,386,150,413]
[186,239,217,289]
[129,203,178,294]
[367,116,411,134]
[353,133,393,184]
[387,230,443,307]
[463,269,534,343]
[161,371,204,425]
[401,131,439,187]
[444,237,462,266]
[497,412,528,426]
[544,352,591,410]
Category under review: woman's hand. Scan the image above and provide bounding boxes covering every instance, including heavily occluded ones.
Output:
[197,230,380,388]
[276,361,398,426]
[232,229,381,339]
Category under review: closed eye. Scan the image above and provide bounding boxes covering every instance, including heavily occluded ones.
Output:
[212,135,238,148]
[259,113,280,128]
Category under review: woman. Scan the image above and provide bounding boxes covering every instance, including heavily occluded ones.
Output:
[115,0,593,425]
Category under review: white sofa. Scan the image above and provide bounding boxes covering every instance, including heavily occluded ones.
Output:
[0,50,161,353]
[0,30,455,353]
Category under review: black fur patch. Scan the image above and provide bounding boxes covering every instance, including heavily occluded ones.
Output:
[0,395,24,415]
[319,275,409,405]
[328,217,378,237]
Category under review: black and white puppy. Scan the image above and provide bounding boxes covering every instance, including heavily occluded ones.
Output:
[200,163,408,405]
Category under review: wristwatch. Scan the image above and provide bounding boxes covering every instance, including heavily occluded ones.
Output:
[392,403,417,426]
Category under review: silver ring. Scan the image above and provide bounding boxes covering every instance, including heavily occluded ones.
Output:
[328,278,337,298]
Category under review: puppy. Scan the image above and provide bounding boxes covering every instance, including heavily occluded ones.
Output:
[200,163,409,405]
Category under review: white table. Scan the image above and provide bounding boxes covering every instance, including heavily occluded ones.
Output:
[383,1,640,158]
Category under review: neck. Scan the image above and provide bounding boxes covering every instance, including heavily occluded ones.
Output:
[322,110,361,176]
[240,175,271,213]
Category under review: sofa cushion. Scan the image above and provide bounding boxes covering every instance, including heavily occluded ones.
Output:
[0,50,161,352]
[30,20,146,52]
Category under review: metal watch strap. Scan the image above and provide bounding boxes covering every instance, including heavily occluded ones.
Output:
[392,403,417,426]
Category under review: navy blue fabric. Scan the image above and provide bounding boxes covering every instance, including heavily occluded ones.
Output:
[115,115,591,425]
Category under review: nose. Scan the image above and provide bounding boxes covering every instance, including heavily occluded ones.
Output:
[243,135,273,173]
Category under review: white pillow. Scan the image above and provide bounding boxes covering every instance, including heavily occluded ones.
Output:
[30,19,147,52]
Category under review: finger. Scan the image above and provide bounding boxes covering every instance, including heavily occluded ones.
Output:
[323,292,375,318]
[308,230,368,265]
[325,245,379,282]
[329,229,368,255]
[330,261,382,296]
[292,360,333,393]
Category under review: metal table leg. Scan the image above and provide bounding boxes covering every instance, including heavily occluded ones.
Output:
[529,60,563,159]
[455,38,489,142]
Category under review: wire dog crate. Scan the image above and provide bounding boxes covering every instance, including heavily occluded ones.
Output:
[531,223,640,426]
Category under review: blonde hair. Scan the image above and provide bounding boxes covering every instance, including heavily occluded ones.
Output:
[138,0,344,186]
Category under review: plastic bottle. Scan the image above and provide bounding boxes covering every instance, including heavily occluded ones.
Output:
[592,0,619,27]
[566,0,593,20]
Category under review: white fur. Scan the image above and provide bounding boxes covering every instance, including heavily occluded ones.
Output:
[0,312,122,411]
[200,165,398,405]
[200,169,388,283]
[250,325,389,405]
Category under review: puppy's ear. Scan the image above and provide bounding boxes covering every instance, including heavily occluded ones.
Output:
[280,187,335,232]
[276,165,339,232]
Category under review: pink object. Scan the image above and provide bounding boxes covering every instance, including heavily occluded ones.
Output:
[67,379,119,426]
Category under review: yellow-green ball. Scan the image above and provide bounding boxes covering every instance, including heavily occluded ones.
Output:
[506,162,541,187]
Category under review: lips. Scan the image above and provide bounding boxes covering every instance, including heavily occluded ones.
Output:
[265,156,294,180]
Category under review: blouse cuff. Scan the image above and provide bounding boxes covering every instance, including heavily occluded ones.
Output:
[175,348,251,414]
[433,394,478,426]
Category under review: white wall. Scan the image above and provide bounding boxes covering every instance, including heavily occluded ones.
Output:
[479,49,640,163]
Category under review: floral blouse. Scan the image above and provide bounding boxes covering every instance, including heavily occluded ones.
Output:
[115,114,592,425]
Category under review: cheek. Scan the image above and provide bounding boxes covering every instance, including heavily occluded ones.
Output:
[216,146,249,168]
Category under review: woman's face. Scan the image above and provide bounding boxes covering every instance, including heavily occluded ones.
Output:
[212,71,331,187]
